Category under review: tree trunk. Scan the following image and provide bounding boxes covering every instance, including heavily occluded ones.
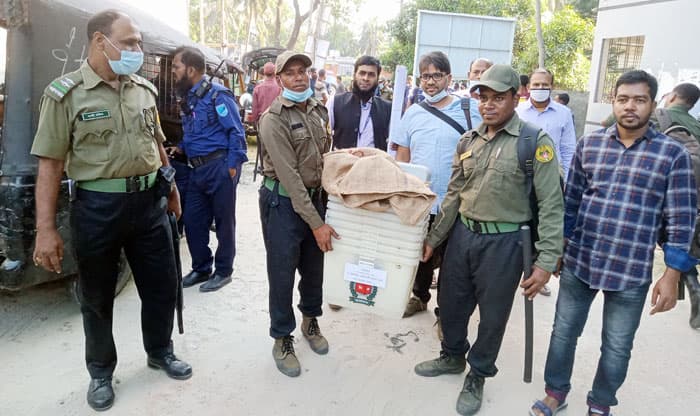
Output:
[199,0,205,43]
[286,0,320,50]
[535,0,546,68]
[273,0,282,47]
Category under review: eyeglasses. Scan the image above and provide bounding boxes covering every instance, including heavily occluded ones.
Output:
[420,72,446,82]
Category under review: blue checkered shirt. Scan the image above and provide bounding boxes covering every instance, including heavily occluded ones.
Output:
[564,124,697,290]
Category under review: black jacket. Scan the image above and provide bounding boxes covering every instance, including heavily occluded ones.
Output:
[332,92,391,151]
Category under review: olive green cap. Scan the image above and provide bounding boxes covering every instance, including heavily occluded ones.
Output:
[275,51,312,74]
[469,64,520,93]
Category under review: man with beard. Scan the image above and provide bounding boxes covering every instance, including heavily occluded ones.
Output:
[530,70,696,416]
[170,46,247,292]
[328,55,391,151]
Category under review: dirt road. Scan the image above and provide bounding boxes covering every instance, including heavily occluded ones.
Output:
[2,162,699,415]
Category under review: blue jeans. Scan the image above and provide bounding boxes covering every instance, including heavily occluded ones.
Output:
[544,267,649,410]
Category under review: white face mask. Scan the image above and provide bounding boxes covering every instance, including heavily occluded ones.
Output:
[529,89,551,103]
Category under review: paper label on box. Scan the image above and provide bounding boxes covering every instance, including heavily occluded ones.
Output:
[344,262,387,289]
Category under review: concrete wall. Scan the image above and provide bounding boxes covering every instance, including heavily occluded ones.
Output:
[585,0,700,133]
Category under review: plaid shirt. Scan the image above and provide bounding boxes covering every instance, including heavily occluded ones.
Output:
[564,124,697,290]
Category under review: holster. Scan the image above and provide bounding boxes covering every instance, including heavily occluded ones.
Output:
[156,165,176,200]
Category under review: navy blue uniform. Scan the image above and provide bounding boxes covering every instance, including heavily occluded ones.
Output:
[180,80,247,278]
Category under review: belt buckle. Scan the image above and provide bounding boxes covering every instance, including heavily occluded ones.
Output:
[472,221,482,234]
[125,176,141,193]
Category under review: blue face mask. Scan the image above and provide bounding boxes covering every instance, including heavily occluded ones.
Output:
[103,37,144,75]
[282,87,313,103]
[424,88,448,104]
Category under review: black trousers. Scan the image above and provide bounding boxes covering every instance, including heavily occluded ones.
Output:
[259,185,324,339]
[439,220,524,378]
[71,187,177,379]
[412,214,446,303]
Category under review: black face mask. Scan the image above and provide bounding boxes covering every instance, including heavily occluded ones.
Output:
[352,80,376,103]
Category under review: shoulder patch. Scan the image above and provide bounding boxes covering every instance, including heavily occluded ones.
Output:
[44,72,83,102]
[216,103,229,117]
[535,144,554,163]
[130,74,158,96]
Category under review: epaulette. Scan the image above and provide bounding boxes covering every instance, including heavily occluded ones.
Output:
[44,71,83,102]
[457,129,478,154]
[130,73,158,96]
[268,99,283,115]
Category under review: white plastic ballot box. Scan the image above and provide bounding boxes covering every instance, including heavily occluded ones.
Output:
[323,163,430,318]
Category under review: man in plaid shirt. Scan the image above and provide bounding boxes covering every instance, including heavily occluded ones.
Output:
[530,70,697,416]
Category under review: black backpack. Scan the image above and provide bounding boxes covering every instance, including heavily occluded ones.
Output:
[656,108,700,257]
[517,121,564,247]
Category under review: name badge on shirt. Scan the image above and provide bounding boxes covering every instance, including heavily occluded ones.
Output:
[80,110,111,121]
[460,149,472,161]
[291,123,304,130]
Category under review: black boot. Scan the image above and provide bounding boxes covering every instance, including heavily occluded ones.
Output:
[684,270,700,329]
[86,377,114,411]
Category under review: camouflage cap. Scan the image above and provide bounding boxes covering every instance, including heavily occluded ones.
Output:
[469,64,520,93]
[275,51,312,74]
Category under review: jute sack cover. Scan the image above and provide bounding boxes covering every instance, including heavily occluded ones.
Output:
[322,148,436,226]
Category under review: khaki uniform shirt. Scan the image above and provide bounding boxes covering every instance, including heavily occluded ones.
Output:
[427,113,564,272]
[259,96,330,230]
[31,61,165,181]
[666,104,700,139]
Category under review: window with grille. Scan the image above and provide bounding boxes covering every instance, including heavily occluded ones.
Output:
[137,54,182,144]
[595,36,645,103]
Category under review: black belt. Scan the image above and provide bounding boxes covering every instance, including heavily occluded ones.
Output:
[188,149,227,168]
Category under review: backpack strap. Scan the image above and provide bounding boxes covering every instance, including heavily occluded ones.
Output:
[517,121,542,198]
[460,97,473,130]
[418,100,466,135]
[655,108,674,132]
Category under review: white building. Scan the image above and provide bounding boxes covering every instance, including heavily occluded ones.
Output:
[585,0,700,132]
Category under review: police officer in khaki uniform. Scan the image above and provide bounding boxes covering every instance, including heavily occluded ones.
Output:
[258,51,337,377]
[31,10,191,411]
[413,65,564,415]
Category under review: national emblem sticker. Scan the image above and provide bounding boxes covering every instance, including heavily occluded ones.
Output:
[348,282,378,306]
[535,144,554,163]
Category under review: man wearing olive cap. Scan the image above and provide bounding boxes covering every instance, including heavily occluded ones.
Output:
[413,64,564,415]
[258,51,337,377]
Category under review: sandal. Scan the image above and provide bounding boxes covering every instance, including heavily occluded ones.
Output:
[529,399,568,416]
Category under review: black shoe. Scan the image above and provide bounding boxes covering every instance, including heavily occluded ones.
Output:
[182,270,210,288]
[456,371,485,415]
[87,377,114,411]
[199,273,232,292]
[147,353,193,380]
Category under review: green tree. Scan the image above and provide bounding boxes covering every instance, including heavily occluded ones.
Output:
[324,22,360,56]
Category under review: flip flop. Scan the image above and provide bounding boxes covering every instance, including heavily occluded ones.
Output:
[528,399,568,416]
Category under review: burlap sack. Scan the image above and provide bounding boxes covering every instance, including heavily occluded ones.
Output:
[322,148,436,225]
